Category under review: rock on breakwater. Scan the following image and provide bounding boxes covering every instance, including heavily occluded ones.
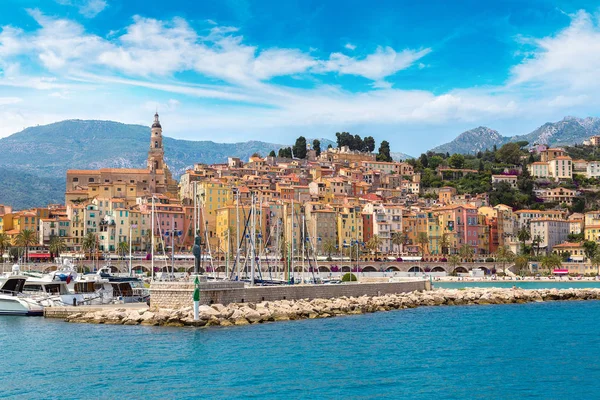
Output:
[62,288,600,327]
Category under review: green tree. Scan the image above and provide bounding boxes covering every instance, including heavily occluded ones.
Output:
[118,241,129,258]
[268,150,276,157]
[391,231,407,256]
[15,229,37,263]
[583,240,598,260]
[514,255,529,276]
[541,253,562,275]
[496,143,522,165]
[429,155,443,170]
[82,232,98,260]
[495,245,515,275]
[459,243,474,261]
[517,225,531,254]
[448,153,465,169]
[0,233,10,265]
[48,236,66,261]
[376,140,392,162]
[363,136,376,152]
[590,252,600,275]
[312,139,321,156]
[341,272,357,282]
[448,255,461,275]
[292,136,307,159]
[322,238,337,261]
[278,147,292,158]
[439,233,450,255]
[367,234,383,257]
[417,232,429,256]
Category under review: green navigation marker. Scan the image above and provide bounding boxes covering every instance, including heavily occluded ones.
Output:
[193,276,200,302]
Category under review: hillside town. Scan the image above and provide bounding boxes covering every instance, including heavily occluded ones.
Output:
[2,113,600,277]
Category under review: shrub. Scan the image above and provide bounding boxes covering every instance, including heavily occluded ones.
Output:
[485,257,494,262]
[341,273,357,282]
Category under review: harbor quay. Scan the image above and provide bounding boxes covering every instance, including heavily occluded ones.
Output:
[5,260,504,276]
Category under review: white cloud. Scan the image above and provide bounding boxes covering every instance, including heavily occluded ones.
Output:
[319,46,432,80]
[510,10,600,91]
[5,8,600,153]
[344,43,356,50]
[55,0,108,18]
[0,97,22,105]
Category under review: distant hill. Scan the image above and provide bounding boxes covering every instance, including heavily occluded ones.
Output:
[0,119,343,209]
[391,152,413,161]
[0,120,312,179]
[430,116,600,154]
[0,167,64,210]
[430,126,503,155]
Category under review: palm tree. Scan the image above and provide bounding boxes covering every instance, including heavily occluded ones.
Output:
[439,233,450,255]
[118,241,129,258]
[391,231,405,256]
[143,229,152,252]
[495,245,515,275]
[367,235,383,258]
[48,236,67,261]
[322,238,336,261]
[82,232,98,260]
[531,235,542,256]
[517,225,531,255]
[416,232,429,256]
[15,229,37,263]
[591,253,600,276]
[448,254,461,275]
[459,243,474,262]
[541,253,562,275]
[0,232,10,266]
[514,255,529,276]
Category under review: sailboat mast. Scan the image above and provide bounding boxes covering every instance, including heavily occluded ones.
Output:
[250,194,256,286]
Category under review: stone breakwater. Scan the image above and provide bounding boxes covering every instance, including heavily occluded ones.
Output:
[63,288,600,327]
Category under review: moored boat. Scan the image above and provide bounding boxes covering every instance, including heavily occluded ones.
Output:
[0,268,44,316]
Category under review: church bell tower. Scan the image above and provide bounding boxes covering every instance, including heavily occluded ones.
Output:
[147,112,165,172]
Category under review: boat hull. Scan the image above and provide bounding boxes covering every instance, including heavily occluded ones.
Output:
[0,296,44,316]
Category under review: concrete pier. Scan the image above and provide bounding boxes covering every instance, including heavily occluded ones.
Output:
[150,279,430,309]
[44,303,148,319]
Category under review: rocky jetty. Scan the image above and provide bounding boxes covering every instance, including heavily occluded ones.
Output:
[63,288,600,327]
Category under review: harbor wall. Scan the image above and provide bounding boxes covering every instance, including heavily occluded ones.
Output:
[150,280,429,309]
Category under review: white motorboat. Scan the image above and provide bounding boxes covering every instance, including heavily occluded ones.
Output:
[22,274,85,307]
[0,267,44,316]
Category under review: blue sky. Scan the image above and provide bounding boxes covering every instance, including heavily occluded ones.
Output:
[1,0,600,155]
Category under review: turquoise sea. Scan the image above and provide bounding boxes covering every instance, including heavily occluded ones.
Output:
[3,301,600,399]
[434,281,600,290]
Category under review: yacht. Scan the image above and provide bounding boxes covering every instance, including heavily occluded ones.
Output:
[22,274,85,307]
[0,267,44,316]
[94,267,149,303]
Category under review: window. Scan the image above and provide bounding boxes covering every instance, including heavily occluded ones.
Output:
[89,178,94,182]
[73,177,79,182]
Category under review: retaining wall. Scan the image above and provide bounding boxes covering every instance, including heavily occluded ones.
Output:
[150,279,429,309]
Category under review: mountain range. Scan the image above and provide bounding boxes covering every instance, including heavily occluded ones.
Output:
[430,116,600,154]
[0,120,411,209]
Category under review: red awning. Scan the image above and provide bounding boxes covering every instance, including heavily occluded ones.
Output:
[553,269,569,275]
[29,254,51,258]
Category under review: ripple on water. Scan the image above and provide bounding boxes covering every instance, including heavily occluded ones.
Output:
[2,301,600,399]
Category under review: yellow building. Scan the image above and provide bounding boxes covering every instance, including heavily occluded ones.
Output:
[336,205,363,251]
[215,204,269,256]
[584,211,600,242]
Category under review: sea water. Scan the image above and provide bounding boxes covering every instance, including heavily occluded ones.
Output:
[434,280,600,290]
[2,301,600,399]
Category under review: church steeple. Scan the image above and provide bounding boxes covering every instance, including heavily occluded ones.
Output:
[148,112,164,172]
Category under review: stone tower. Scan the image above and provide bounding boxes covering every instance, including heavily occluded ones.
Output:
[147,112,165,172]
